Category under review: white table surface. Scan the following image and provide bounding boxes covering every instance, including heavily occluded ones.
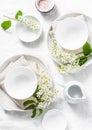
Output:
[0,0,92,130]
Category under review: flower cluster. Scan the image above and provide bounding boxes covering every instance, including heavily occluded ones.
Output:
[23,70,58,118]
[51,41,80,73]
[37,71,58,109]
[18,16,39,31]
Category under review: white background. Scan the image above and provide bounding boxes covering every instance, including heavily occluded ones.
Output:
[0,0,92,130]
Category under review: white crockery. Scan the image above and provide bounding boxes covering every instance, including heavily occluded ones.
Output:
[42,109,67,130]
[4,66,37,100]
[55,18,88,51]
[35,0,55,13]
[64,81,86,104]
[16,15,42,43]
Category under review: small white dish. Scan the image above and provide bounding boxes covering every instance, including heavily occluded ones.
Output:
[55,18,88,51]
[4,67,37,100]
[16,15,42,43]
[35,0,55,13]
[64,81,86,104]
[42,109,67,130]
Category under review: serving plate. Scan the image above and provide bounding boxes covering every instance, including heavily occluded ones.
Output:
[47,13,92,74]
[0,54,52,111]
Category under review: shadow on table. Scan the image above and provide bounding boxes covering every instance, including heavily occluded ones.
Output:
[5,110,31,119]
[20,30,44,48]
[60,64,92,85]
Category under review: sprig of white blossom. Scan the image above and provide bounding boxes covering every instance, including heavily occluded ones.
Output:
[37,71,58,109]
[18,16,39,31]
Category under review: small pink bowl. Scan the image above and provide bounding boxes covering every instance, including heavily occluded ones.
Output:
[35,0,55,13]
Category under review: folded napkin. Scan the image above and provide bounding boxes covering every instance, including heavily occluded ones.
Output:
[0,56,44,110]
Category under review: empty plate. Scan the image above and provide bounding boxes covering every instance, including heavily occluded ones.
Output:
[16,15,42,43]
[55,18,88,51]
[42,109,67,130]
[4,67,37,100]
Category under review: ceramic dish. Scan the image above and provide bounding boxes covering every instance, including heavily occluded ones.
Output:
[55,17,88,51]
[16,16,42,43]
[0,54,52,111]
[35,0,55,13]
[4,67,37,100]
[42,109,68,130]
[48,13,92,74]
[64,81,86,104]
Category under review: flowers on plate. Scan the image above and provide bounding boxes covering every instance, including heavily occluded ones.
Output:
[49,26,92,73]
[18,16,39,31]
[23,70,58,118]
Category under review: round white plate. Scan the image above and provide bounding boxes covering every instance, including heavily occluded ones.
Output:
[0,54,52,111]
[4,66,37,100]
[55,17,88,51]
[16,16,42,43]
[42,109,67,130]
[48,13,92,74]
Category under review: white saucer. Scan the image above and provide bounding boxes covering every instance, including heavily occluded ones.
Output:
[16,16,42,43]
[55,18,88,51]
[4,66,37,100]
[42,109,67,130]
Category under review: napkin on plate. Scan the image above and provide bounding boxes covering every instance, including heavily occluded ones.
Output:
[0,56,43,110]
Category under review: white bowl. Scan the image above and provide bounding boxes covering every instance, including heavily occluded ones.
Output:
[35,0,55,13]
[16,15,42,43]
[42,109,67,130]
[55,18,88,51]
[4,67,37,100]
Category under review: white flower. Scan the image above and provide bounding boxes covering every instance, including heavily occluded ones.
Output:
[36,71,58,109]
[51,42,80,72]
[18,16,39,31]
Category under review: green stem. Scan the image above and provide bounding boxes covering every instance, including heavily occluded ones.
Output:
[3,15,17,21]
[85,53,92,58]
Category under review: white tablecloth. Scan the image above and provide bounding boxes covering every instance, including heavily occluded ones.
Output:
[0,0,92,130]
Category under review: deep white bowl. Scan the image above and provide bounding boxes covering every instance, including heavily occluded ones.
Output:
[35,0,55,13]
[42,109,67,130]
[55,18,88,51]
[4,67,37,100]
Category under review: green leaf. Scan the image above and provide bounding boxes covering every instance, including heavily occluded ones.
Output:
[38,109,43,116]
[15,10,23,20]
[33,85,39,97]
[1,20,11,30]
[23,100,36,107]
[83,42,92,56]
[78,56,87,66]
[31,108,36,118]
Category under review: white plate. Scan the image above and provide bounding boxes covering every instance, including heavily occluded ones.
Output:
[16,16,42,43]
[42,109,67,130]
[48,13,92,74]
[4,67,37,100]
[0,54,51,111]
[55,17,88,51]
